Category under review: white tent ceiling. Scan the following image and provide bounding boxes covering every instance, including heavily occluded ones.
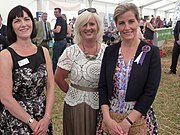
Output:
[94,0,178,13]
[53,0,178,19]
[0,0,178,24]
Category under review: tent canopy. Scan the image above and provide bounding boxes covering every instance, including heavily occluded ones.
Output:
[94,0,178,13]
[0,0,178,24]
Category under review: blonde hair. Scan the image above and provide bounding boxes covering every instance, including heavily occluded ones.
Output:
[113,3,140,24]
[74,11,103,44]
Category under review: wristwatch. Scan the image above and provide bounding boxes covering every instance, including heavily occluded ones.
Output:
[27,117,34,125]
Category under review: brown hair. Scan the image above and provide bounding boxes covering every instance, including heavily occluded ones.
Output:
[113,3,140,24]
[7,5,37,44]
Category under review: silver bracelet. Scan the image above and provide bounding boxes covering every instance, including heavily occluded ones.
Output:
[27,117,34,125]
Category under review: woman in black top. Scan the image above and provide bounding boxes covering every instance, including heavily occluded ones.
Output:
[143,17,157,44]
[0,5,55,135]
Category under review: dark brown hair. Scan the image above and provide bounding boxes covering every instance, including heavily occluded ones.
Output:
[7,5,37,44]
[54,8,61,13]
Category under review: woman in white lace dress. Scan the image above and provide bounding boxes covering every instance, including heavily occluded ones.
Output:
[55,8,106,135]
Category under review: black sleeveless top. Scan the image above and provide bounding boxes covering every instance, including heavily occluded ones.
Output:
[8,46,45,71]
[144,26,154,40]
[0,46,53,134]
[0,46,47,111]
[7,46,47,100]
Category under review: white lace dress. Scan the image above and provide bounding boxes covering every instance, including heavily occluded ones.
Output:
[57,43,106,135]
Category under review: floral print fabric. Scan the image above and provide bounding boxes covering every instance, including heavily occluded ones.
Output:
[96,49,158,135]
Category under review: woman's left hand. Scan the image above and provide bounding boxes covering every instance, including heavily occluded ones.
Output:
[119,119,132,134]
[33,117,50,135]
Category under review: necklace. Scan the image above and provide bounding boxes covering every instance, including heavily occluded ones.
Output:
[82,43,98,60]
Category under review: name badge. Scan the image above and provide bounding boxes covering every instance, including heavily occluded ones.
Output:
[18,58,29,67]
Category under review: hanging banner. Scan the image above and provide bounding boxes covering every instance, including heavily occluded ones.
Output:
[153,27,173,47]
[49,0,81,11]
[156,28,173,41]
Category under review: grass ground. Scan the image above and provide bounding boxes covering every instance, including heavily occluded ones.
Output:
[153,39,180,135]
[52,39,180,135]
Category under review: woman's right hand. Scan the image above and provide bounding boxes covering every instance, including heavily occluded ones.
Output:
[103,118,125,135]
[29,120,38,135]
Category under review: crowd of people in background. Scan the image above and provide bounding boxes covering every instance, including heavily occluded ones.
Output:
[102,14,174,46]
[0,2,179,135]
[0,7,175,52]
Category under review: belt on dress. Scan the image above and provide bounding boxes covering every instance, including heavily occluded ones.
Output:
[54,38,65,41]
[70,83,98,92]
[42,39,49,42]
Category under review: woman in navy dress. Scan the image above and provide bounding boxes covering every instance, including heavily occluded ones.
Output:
[96,3,161,135]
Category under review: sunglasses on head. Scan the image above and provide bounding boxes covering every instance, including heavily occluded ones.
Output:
[78,8,97,15]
